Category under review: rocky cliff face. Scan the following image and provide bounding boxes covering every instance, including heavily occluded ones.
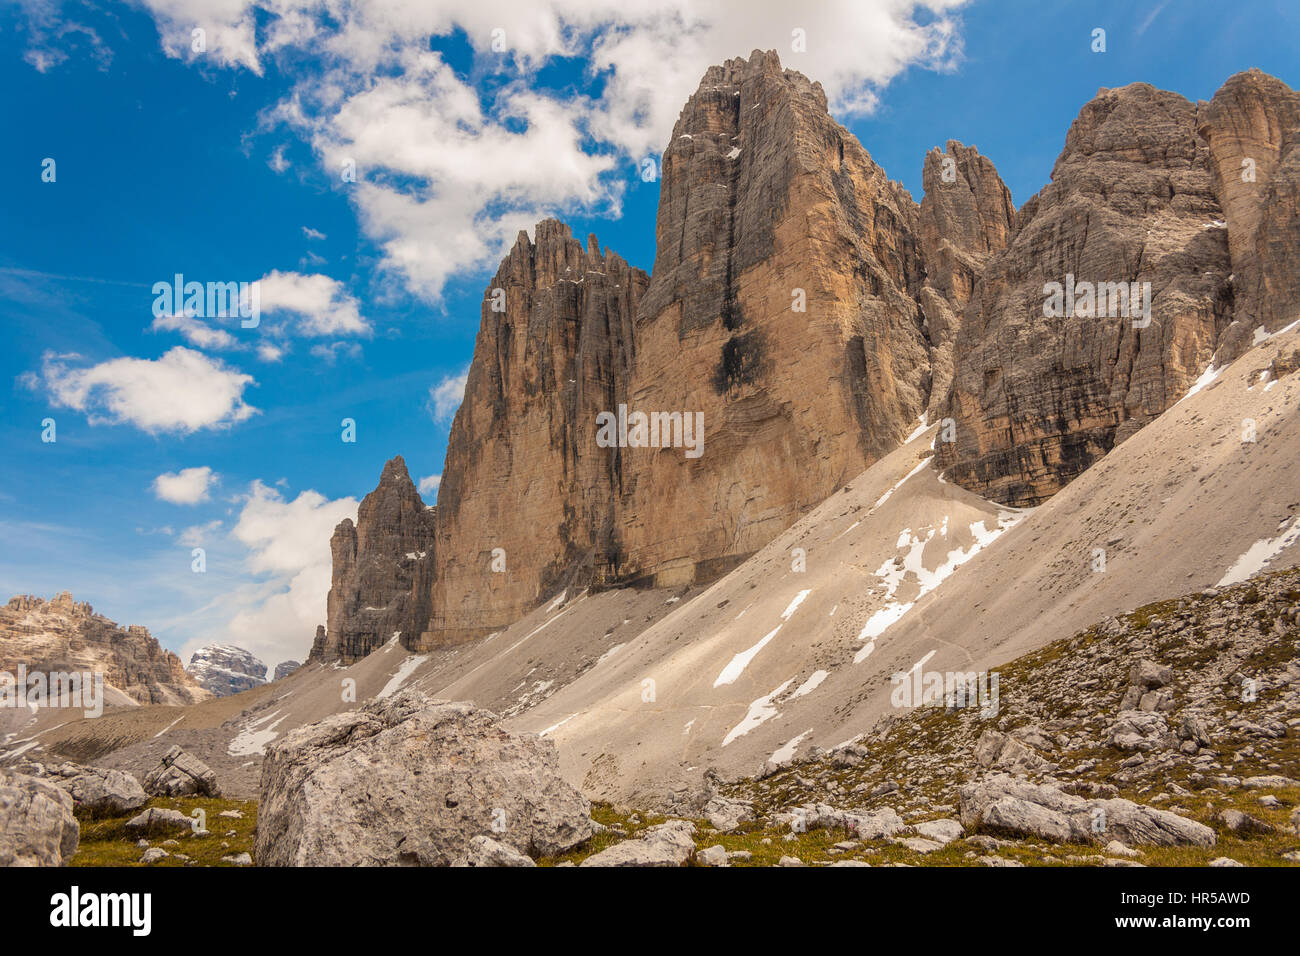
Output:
[1200,69,1300,359]
[186,644,266,697]
[615,49,937,589]
[272,660,300,681]
[418,221,647,645]
[917,140,1015,420]
[312,456,435,662]
[936,82,1235,505]
[0,593,208,705]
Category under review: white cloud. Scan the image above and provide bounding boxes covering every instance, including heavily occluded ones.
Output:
[256,270,369,336]
[302,226,326,240]
[429,368,468,423]
[17,0,112,73]
[36,347,257,433]
[153,466,218,505]
[150,312,241,351]
[268,144,290,172]
[417,473,441,497]
[178,519,222,546]
[175,481,358,673]
[232,481,356,577]
[257,342,285,362]
[127,0,967,299]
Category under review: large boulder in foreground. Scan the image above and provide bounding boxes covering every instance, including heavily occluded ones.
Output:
[959,775,1215,847]
[0,769,79,866]
[256,690,593,866]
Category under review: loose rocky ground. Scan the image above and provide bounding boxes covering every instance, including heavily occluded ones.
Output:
[45,568,1300,866]
[69,797,257,867]
[541,567,1300,866]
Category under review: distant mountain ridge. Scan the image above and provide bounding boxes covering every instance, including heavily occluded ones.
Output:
[0,593,207,706]
[186,644,267,697]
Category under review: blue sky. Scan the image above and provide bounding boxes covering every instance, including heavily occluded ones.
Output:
[2,0,1296,671]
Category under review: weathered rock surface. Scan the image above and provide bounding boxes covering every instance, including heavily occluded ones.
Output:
[347,52,1017,654]
[1199,69,1300,359]
[124,807,192,836]
[579,820,696,867]
[458,834,537,867]
[312,456,436,662]
[0,592,207,705]
[143,745,221,797]
[186,643,267,696]
[256,689,592,866]
[959,775,1216,847]
[617,49,932,591]
[938,82,1233,505]
[917,140,1014,419]
[272,660,300,681]
[423,221,647,645]
[0,768,79,865]
[28,761,147,815]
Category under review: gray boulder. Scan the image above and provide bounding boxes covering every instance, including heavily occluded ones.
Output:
[53,766,147,815]
[124,807,193,836]
[1108,711,1175,752]
[959,775,1215,847]
[580,821,696,867]
[458,835,536,867]
[256,690,593,866]
[695,844,729,867]
[775,803,906,840]
[0,769,79,866]
[703,796,753,832]
[144,746,221,797]
[914,818,965,844]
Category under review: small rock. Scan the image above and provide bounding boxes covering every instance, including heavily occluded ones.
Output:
[696,845,729,867]
[459,835,536,867]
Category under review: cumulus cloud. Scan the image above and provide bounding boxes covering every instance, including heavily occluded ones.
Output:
[428,369,468,423]
[417,473,441,497]
[35,347,257,433]
[256,270,369,336]
[153,466,217,505]
[149,312,241,351]
[125,0,968,299]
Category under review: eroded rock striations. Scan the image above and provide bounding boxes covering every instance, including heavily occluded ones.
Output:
[936,83,1234,505]
[312,456,435,662]
[1199,68,1300,359]
[0,592,207,705]
[617,50,934,589]
[422,222,647,645]
[938,71,1300,506]
[917,140,1015,420]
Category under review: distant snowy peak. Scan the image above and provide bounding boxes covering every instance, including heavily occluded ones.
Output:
[187,644,268,697]
[273,660,301,681]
